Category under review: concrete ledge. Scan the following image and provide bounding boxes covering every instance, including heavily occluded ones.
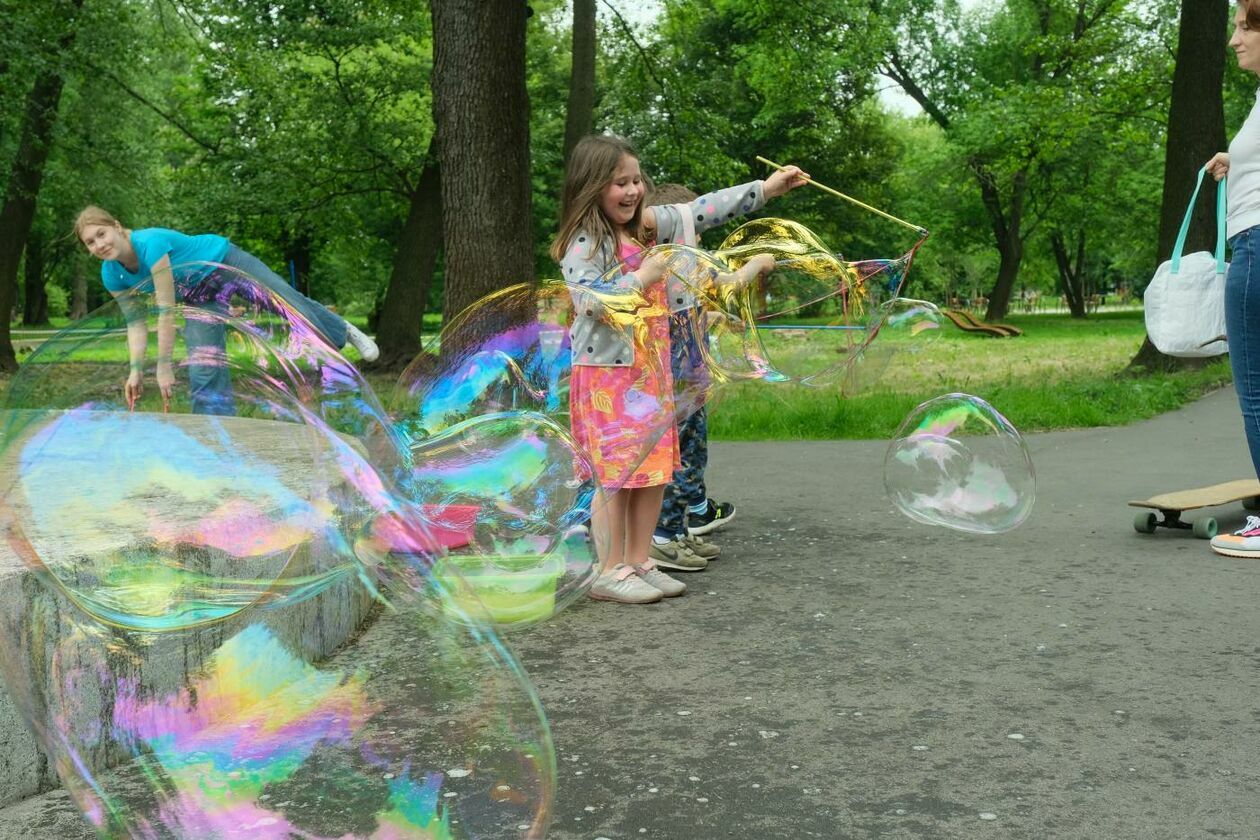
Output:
[0,411,378,808]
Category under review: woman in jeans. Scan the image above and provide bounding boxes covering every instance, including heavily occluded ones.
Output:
[75,206,379,414]
[1205,1,1260,556]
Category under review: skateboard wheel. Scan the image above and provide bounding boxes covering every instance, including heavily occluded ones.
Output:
[1134,511,1157,534]
[1192,518,1218,539]
[1245,497,1260,511]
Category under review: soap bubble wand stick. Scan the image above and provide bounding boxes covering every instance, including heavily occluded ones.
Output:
[756,155,929,238]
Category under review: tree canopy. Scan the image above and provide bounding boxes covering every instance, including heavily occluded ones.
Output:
[0,0,1244,369]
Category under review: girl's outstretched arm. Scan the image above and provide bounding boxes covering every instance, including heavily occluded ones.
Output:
[654,165,810,244]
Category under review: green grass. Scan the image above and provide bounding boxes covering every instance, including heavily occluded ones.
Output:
[0,310,1232,441]
[707,310,1233,440]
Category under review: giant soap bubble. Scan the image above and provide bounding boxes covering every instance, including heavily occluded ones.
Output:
[386,279,667,621]
[0,266,557,838]
[386,251,760,616]
[695,220,928,388]
[883,393,1035,533]
[0,204,935,838]
[843,298,945,396]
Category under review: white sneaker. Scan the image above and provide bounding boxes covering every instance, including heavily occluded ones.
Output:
[588,563,663,603]
[345,322,380,362]
[1210,515,1260,557]
[633,561,686,597]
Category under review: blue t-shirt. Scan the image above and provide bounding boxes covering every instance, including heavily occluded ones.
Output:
[100,228,231,295]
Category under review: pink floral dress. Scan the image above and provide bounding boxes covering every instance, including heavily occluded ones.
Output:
[569,242,680,489]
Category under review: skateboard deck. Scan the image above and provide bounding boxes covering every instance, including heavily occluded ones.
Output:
[1129,479,1260,538]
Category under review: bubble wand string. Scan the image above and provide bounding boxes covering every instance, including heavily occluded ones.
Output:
[756,155,929,237]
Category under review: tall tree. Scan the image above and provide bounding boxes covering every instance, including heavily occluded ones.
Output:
[600,1,897,257]
[562,0,596,161]
[374,153,442,366]
[22,225,48,326]
[1129,0,1228,371]
[170,0,433,326]
[0,0,85,371]
[431,0,535,326]
[878,0,1139,320]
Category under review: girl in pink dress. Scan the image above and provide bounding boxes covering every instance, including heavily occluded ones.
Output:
[550,135,800,603]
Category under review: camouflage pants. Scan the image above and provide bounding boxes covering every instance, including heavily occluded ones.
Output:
[657,313,709,536]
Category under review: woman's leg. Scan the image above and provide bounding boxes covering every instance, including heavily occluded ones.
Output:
[182,305,236,416]
[1226,228,1260,478]
[220,246,349,349]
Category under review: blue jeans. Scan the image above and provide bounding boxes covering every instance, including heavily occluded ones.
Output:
[1227,226,1260,477]
[184,246,348,415]
[219,247,348,349]
[183,303,235,416]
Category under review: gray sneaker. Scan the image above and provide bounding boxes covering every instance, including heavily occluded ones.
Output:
[683,534,721,560]
[634,562,686,597]
[648,539,708,572]
[588,564,663,603]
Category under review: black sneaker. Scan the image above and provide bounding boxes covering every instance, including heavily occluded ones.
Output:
[687,499,735,536]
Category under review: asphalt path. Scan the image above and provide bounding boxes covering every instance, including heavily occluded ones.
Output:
[2,387,1257,839]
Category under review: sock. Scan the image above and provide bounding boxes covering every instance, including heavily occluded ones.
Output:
[688,499,709,515]
[652,532,672,545]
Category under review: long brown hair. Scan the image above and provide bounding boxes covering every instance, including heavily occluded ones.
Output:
[549,134,653,262]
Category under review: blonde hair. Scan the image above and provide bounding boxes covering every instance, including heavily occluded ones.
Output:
[549,134,654,262]
[73,206,121,242]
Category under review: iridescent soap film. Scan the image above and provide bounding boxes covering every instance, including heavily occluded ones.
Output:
[883,393,1036,534]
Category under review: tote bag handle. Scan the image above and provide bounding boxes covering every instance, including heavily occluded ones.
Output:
[1171,165,1228,276]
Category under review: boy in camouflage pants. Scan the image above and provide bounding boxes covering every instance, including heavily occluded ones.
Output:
[647,184,737,573]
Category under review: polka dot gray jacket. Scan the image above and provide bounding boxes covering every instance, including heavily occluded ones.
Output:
[562,179,766,367]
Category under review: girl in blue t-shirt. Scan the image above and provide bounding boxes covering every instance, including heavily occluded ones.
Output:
[74,206,379,413]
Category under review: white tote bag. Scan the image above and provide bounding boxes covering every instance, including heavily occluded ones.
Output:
[1145,166,1229,358]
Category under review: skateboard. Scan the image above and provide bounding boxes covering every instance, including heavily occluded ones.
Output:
[1129,479,1260,539]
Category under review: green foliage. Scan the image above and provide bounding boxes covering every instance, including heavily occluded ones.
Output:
[526,0,573,280]
[870,0,1186,303]
[5,0,1233,393]
[44,284,69,319]
[595,0,906,260]
[24,0,433,319]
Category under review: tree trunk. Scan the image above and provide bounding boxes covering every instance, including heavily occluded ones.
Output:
[1130,0,1228,372]
[1051,230,1088,319]
[1156,2,1228,263]
[22,228,48,326]
[374,159,442,368]
[70,266,87,320]
[981,168,1025,321]
[0,0,83,371]
[431,0,535,343]
[563,0,597,162]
